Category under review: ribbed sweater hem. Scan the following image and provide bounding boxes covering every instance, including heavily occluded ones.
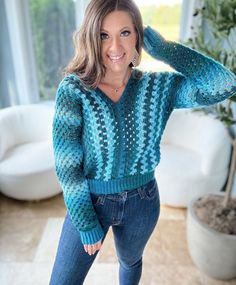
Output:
[88,171,155,194]
[80,222,104,245]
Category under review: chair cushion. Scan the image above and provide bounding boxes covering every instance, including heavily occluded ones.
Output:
[0,104,53,160]
[0,140,54,176]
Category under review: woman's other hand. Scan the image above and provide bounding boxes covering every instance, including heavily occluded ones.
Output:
[84,239,102,255]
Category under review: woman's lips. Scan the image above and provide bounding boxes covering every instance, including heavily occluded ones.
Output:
[108,53,125,63]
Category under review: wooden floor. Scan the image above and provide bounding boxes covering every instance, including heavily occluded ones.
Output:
[0,192,236,285]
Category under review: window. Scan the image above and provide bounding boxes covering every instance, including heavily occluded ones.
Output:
[29,0,76,101]
[134,0,183,72]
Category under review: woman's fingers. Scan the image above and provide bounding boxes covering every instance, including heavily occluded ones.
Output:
[83,244,88,253]
[83,240,102,255]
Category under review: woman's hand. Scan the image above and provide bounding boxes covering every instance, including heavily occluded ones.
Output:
[143,25,167,60]
[84,239,102,255]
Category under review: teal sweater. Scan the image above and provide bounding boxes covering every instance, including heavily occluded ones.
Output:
[52,26,236,245]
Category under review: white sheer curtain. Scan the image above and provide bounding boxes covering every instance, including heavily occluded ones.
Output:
[0,0,17,108]
[1,0,39,109]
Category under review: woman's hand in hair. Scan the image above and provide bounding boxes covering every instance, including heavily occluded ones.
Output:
[84,239,103,255]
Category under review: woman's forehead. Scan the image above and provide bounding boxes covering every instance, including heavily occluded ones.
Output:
[101,10,134,30]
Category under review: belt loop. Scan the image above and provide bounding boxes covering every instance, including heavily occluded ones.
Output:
[99,195,106,205]
[137,187,145,199]
[122,191,127,201]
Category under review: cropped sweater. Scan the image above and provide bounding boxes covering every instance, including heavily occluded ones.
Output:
[52,26,236,245]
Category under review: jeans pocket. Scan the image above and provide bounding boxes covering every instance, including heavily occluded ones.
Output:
[143,179,158,201]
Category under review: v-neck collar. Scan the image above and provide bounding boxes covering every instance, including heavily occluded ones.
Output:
[96,69,136,106]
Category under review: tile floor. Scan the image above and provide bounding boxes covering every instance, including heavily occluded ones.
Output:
[0,192,235,285]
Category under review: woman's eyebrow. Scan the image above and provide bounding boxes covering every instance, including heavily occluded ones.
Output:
[100,26,131,32]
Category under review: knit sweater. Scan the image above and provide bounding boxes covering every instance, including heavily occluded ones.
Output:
[52,26,236,245]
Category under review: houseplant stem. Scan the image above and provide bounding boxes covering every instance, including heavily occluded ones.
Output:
[223,139,236,207]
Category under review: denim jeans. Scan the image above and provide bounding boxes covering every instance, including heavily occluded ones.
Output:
[49,178,160,285]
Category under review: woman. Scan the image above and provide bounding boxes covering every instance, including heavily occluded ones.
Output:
[50,0,236,284]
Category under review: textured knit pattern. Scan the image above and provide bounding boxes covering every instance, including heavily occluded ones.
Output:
[52,26,236,245]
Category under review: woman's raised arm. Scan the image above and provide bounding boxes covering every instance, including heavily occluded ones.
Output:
[143,26,236,109]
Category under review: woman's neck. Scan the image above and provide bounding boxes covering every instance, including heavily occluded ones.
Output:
[101,68,132,87]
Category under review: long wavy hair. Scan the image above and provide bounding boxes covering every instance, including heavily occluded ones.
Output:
[64,0,143,89]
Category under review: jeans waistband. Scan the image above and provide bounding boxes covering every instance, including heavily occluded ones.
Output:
[90,178,156,203]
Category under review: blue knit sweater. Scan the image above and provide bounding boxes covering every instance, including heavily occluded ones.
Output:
[52,26,236,245]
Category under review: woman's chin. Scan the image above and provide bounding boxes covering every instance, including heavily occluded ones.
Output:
[105,63,130,74]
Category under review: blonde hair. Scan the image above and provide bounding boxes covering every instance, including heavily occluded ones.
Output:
[64,0,143,89]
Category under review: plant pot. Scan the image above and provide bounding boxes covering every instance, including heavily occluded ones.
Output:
[187,193,236,280]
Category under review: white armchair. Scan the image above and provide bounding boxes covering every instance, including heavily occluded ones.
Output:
[0,104,61,200]
[155,109,231,207]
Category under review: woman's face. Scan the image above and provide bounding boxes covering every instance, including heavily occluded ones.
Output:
[100,10,137,74]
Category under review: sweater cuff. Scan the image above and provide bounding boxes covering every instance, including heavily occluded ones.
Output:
[80,222,104,245]
[143,26,167,60]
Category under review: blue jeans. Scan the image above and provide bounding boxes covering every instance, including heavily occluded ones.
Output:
[49,178,160,285]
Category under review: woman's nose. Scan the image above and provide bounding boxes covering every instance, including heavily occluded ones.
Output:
[110,36,122,51]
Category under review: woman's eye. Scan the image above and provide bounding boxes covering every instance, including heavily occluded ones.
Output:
[100,30,130,40]
[100,33,109,40]
[121,30,131,37]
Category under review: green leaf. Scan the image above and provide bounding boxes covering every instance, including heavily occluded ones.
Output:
[229,95,236,102]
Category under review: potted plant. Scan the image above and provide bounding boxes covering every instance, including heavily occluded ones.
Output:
[185,0,236,280]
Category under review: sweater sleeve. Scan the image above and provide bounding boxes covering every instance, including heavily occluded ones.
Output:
[143,26,236,109]
[52,78,104,245]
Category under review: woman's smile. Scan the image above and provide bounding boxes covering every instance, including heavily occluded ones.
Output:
[108,53,126,63]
